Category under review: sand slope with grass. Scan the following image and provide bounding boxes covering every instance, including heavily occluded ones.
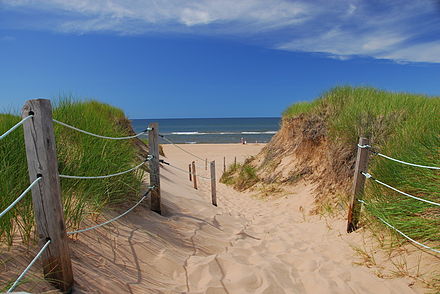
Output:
[2,144,426,293]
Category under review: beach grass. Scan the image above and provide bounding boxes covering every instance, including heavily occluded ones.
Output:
[0,98,145,245]
[221,159,259,191]
[284,86,440,248]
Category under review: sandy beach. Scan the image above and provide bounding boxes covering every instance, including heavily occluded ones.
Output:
[2,143,424,293]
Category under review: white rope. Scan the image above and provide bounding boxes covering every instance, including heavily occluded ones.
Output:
[361,172,373,179]
[358,200,440,254]
[357,144,439,170]
[0,115,33,140]
[0,177,42,219]
[53,119,150,140]
[357,144,371,149]
[159,135,206,162]
[164,163,212,180]
[361,172,440,207]
[67,189,152,235]
[59,157,151,180]
[376,152,439,170]
[7,239,51,293]
[378,216,440,254]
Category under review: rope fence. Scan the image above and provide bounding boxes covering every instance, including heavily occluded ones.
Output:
[0,100,166,292]
[348,138,440,256]
[0,115,33,140]
[1,99,218,292]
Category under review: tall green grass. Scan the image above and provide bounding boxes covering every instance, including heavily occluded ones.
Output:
[0,98,145,245]
[284,86,440,247]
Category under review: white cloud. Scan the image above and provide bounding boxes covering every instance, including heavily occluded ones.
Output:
[3,0,311,28]
[380,42,440,64]
[2,0,440,63]
[278,30,408,59]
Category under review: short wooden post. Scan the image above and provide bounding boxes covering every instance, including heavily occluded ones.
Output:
[205,158,208,171]
[210,161,217,206]
[191,161,198,190]
[189,164,192,181]
[22,99,74,292]
[223,156,226,173]
[347,137,370,233]
[148,123,161,214]
[234,156,237,168]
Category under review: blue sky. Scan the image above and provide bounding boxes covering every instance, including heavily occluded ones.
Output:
[1,0,439,118]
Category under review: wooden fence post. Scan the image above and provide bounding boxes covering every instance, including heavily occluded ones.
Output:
[210,161,217,206]
[192,161,198,190]
[223,156,226,173]
[148,123,161,214]
[205,158,208,171]
[22,99,74,292]
[347,137,370,233]
[189,164,192,181]
[234,156,237,168]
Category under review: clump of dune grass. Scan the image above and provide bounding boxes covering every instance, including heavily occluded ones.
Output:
[221,158,259,191]
[284,86,440,248]
[0,98,146,245]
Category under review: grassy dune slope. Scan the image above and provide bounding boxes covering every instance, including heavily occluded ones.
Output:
[0,99,147,245]
[223,86,439,248]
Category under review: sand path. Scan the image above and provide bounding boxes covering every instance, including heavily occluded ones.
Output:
[65,144,418,293]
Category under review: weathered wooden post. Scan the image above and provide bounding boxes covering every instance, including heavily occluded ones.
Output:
[234,156,237,168]
[192,161,198,190]
[347,137,370,233]
[223,156,226,173]
[205,158,208,171]
[148,123,161,214]
[189,164,192,181]
[22,99,74,292]
[210,161,217,206]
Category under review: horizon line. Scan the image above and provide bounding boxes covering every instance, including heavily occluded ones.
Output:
[129,116,282,120]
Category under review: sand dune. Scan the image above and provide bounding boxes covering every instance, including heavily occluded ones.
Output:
[2,144,423,293]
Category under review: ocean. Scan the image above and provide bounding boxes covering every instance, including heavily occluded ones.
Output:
[131,117,281,144]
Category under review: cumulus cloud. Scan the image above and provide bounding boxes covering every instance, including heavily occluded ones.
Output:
[2,0,440,63]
